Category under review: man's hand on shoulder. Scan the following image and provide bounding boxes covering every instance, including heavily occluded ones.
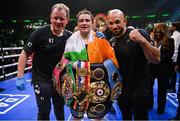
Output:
[96,31,106,39]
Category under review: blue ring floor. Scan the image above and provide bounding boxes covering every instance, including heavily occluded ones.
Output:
[0,72,178,120]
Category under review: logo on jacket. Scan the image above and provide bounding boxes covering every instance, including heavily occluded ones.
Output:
[49,38,54,43]
[27,42,32,47]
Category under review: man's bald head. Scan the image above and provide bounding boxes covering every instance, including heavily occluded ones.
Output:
[107,9,127,37]
[107,9,125,17]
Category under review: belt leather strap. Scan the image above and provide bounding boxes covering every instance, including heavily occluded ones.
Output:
[103,59,123,101]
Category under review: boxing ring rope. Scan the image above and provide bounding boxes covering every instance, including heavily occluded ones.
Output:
[0,54,21,59]
[0,47,32,80]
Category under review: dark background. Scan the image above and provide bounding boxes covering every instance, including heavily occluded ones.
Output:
[0,0,179,47]
[0,0,179,21]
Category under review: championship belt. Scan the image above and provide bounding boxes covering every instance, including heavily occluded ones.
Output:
[90,104,105,114]
[72,61,90,112]
[53,59,118,118]
[61,73,74,100]
[89,63,110,103]
[89,81,110,103]
[103,59,123,101]
[91,68,105,80]
[52,58,69,95]
[87,63,110,118]
[87,103,107,118]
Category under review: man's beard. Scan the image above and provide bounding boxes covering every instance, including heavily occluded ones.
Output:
[113,28,123,36]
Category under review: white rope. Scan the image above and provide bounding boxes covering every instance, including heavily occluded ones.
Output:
[0,66,32,79]
[0,63,18,69]
[3,47,23,50]
[0,60,31,69]
[0,54,21,59]
[1,47,32,80]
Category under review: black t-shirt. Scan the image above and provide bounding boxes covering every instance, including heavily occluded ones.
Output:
[23,25,72,84]
[103,29,113,41]
[110,28,151,97]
